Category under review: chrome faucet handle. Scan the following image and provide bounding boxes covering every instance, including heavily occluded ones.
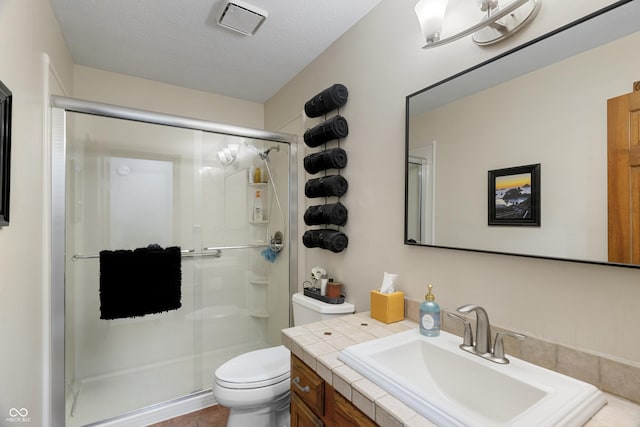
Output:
[446,312,474,348]
[456,304,492,354]
[491,331,527,364]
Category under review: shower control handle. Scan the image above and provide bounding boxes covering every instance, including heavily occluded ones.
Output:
[292,377,310,393]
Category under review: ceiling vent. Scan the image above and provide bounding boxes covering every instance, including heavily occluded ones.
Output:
[217,0,267,36]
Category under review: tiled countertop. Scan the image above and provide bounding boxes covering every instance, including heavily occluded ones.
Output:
[281,312,640,427]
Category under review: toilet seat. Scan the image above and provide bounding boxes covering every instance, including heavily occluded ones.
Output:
[215,345,290,390]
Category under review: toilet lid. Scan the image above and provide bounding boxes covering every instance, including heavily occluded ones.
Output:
[215,345,290,389]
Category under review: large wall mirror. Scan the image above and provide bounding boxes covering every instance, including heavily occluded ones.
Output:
[405,0,640,267]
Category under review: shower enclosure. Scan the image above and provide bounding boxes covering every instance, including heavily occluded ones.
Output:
[50,97,297,426]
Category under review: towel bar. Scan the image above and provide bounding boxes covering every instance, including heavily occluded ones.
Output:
[71,244,268,261]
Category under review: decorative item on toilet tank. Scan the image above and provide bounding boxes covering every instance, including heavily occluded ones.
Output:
[302,83,349,253]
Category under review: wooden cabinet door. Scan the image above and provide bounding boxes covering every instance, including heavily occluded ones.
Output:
[334,390,377,427]
[292,392,324,427]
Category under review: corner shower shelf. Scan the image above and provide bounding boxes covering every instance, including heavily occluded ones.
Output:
[249,220,268,224]
[250,311,270,319]
[249,279,269,286]
[185,305,247,320]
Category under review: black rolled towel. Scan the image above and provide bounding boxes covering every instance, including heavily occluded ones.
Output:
[304,202,348,226]
[303,115,349,147]
[99,245,182,320]
[324,231,349,253]
[304,84,349,118]
[302,229,349,253]
[305,175,348,198]
[304,148,348,175]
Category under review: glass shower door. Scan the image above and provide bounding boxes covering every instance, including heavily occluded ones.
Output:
[64,112,290,426]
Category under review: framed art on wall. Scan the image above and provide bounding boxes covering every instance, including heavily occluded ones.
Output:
[0,79,12,227]
[488,163,540,226]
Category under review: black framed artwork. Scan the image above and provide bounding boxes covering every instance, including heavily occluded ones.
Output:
[0,79,12,227]
[488,164,540,226]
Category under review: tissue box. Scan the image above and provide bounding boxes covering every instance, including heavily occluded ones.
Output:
[370,290,405,324]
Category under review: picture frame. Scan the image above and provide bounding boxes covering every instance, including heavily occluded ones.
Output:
[488,163,540,226]
[1,79,12,227]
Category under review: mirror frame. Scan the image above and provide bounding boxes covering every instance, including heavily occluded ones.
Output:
[404,0,640,268]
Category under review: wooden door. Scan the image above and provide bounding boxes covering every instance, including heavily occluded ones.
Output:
[608,88,640,263]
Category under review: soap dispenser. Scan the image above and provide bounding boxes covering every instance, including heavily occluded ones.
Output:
[419,284,440,337]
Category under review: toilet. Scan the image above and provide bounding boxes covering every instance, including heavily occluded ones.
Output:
[213,292,355,427]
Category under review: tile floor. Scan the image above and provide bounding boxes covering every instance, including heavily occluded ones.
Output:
[148,405,229,427]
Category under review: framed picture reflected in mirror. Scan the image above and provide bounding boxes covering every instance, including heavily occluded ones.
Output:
[488,164,540,226]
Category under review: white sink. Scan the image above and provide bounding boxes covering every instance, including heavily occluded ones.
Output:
[338,329,606,426]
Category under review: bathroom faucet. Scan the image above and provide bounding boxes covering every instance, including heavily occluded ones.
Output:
[452,304,527,364]
[457,304,492,354]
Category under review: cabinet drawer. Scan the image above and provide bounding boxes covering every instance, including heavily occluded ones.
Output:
[291,355,325,416]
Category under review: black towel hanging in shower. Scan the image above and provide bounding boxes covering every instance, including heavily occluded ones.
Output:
[99,245,182,319]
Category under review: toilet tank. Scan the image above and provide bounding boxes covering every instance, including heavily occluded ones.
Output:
[292,292,355,326]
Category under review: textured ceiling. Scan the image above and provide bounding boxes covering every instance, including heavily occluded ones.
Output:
[49,0,384,103]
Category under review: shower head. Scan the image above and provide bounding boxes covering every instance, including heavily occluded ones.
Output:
[258,145,280,161]
[245,143,280,161]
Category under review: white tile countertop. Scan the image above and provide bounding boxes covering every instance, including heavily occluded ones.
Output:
[281,312,640,427]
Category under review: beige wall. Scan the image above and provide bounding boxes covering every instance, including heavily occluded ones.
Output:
[0,0,73,424]
[266,0,640,365]
[73,65,264,128]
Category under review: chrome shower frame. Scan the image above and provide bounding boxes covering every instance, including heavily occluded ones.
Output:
[49,96,298,427]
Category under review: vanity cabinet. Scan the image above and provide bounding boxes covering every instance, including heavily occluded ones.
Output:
[291,355,376,427]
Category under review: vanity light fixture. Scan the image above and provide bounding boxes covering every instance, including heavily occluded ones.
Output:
[415,0,541,49]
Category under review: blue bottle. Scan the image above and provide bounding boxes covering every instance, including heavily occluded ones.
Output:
[419,284,440,337]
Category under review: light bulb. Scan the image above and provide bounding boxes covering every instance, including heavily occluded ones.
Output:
[415,0,449,43]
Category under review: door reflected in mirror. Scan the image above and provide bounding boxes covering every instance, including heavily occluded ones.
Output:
[407,142,434,244]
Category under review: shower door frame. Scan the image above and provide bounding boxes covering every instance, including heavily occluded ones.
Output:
[50,95,298,427]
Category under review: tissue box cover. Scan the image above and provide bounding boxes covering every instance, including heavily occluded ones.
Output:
[370,290,404,324]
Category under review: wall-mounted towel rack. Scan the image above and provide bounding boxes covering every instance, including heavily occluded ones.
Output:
[71,244,269,261]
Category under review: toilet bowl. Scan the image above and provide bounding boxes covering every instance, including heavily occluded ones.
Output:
[213,345,290,427]
[213,292,355,427]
